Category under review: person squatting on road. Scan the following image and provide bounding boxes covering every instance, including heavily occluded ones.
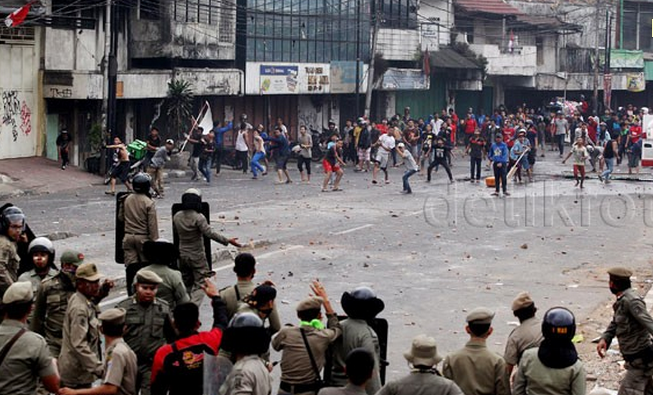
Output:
[118,173,159,295]
[173,188,241,306]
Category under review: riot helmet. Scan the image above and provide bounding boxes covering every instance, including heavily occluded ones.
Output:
[181,188,202,212]
[143,238,178,268]
[28,237,56,270]
[542,307,576,342]
[221,312,271,356]
[341,286,385,320]
[0,206,25,235]
[132,173,151,194]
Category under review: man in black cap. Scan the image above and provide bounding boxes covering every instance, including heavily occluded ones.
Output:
[329,286,385,395]
[598,267,653,395]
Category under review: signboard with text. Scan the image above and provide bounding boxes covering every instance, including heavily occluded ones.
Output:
[246,62,333,95]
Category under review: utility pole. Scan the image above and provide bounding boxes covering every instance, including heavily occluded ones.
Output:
[364,10,380,118]
[592,0,601,116]
[100,0,111,174]
[355,0,361,118]
[604,11,612,110]
[108,0,118,139]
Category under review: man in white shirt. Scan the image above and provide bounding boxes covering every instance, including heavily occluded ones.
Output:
[372,129,396,185]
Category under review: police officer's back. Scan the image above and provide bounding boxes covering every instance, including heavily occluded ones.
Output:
[504,292,543,375]
[0,282,59,394]
[513,308,585,395]
[141,239,190,309]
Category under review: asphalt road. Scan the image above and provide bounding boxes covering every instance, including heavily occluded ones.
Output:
[11,154,653,384]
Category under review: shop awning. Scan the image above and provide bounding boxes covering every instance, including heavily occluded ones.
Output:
[430,48,482,70]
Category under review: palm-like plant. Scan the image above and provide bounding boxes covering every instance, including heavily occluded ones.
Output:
[167,79,195,142]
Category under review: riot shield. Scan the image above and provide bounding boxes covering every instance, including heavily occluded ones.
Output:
[203,353,233,395]
[324,316,389,385]
[171,202,212,270]
[114,192,131,264]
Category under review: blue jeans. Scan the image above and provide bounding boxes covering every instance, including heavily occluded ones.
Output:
[199,157,212,182]
[251,152,266,177]
[602,157,614,180]
[403,169,417,192]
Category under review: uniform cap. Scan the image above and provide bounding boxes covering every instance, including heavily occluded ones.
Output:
[403,334,441,366]
[98,308,126,325]
[466,307,495,324]
[512,292,534,311]
[296,296,323,312]
[60,250,85,265]
[75,263,102,282]
[608,267,632,279]
[2,281,33,304]
[135,269,162,285]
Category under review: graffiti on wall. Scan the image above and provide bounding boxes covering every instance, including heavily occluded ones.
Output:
[1,90,32,142]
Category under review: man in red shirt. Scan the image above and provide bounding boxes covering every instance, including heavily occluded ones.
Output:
[463,113,478,145]
[151,279,228,395]
[628,119,643,145]
[587,116,598,145]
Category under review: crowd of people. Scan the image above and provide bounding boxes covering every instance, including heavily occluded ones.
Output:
[92,99,650,199]
[1,192,653,395]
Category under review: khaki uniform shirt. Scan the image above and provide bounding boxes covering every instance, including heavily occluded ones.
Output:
[30,272,76,357]
[602,288,653,356]
[272,314,342,384]
[443,339,510,395]
[221,280,281,330]
[59,291,103,386]
[173,210,229,262]
[504,317,544,366]
[104,338,138,395]
[0,320,56,395]
[18,268,58,295]
[119,193,159,238]
[220,355,272,395]
[376,371,465,395]
[318,384,367,395]
[18,268,58,325]
[117,296,170,365]
[330,318,382,395]
[513,348,585,395]
[0,234,19,288]
[141,264,190,308]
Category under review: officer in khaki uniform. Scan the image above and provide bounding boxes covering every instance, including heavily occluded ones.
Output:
[58,263,105,388]
[118,173,159,295]
[443,308,510,395]
[60,308,138,395]
[514,307,585,395]
[0,282,60,395]
[0,206,26,290]
[117,269,173,395]
[598,267,653,395]
[376,334,464,395]
[173,188,240,306]
[141,239,190,309]
[273,281,342,395]
[504,292,543,376]
[221,253,280,327]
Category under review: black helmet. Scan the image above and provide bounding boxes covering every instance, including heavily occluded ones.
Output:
[143,238,178,267]
[341,286,385,320]
[132,173,151,194]
[0,206,25,235]
[181,188,202,212]
[542,307,576,341]
[221,312,271,356]
[28,237,56,269]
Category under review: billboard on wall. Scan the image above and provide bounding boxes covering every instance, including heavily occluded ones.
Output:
[246,62,368,95]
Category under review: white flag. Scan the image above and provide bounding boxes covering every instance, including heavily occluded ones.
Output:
[198,101,213,135]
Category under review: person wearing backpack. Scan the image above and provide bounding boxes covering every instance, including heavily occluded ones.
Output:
[272,280,342,395]
[150,279,228,395]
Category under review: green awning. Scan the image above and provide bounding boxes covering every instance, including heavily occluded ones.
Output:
[646,61,653,81]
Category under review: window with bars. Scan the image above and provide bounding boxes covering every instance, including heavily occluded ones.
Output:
[0,26,35,43]
[623,1,653,53]
[246,0,371,63]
